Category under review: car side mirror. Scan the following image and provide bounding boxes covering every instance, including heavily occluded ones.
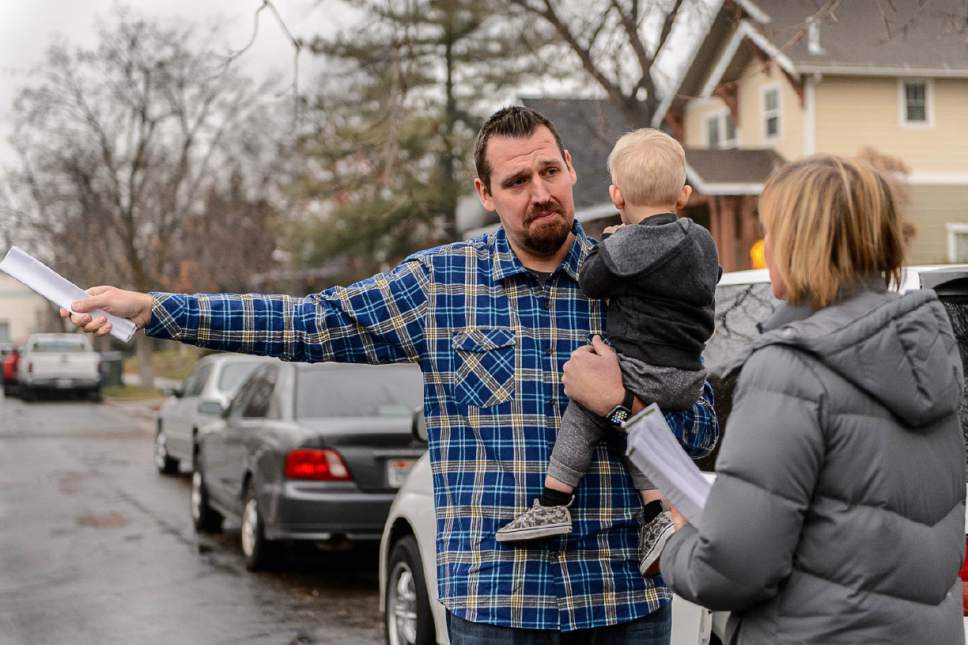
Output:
[197,400,226,417]
[412,408,427,442]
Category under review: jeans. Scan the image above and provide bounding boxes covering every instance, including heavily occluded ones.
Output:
[446,604,672,645]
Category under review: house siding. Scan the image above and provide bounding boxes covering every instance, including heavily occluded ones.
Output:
[683,57,805,162]
[905,183,968,265]
[736,57,805,162]
[0,276,55,342]
[814,76,968,173]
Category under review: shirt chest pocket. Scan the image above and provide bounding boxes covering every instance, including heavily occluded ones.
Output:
[452,327,516,408]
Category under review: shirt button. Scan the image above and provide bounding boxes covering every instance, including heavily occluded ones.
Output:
[541,299,550,309]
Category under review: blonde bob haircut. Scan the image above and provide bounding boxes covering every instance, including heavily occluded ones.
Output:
[607,128,686,207]
[759,155,905,309]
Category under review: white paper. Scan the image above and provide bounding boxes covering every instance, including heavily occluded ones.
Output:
[0,247,137,343]
[625,403,711,527]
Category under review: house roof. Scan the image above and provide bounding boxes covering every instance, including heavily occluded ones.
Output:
[684,147,785,194]
[751,0,968,76]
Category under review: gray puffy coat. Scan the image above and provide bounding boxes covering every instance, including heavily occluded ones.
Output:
[662,287,966,644]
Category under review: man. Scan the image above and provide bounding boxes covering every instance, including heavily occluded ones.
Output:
[64,106,717,643]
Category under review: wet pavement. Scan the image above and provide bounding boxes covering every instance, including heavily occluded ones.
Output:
[0,393,383,645]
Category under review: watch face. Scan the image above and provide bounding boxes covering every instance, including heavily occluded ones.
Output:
[609,407,631,425]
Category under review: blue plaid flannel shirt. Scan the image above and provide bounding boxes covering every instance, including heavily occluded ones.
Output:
[146,222,718,631]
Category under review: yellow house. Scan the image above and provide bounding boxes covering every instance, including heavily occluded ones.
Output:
[0,274,54,343]
[659,0,968,267]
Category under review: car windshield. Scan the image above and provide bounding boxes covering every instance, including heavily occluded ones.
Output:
[705,282,779,377]
[217,362,263,393]
[32,339,89,353]
[939,296,968,473]
[296,365,422,418]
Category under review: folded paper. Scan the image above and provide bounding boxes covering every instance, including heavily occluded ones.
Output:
[0,246,137,343]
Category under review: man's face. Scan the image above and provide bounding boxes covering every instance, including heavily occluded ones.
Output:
[474,126,577,260]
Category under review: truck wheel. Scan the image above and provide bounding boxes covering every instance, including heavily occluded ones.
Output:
[385,535,435,645]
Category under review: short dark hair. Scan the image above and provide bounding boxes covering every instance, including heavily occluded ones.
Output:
[473,106,567,191]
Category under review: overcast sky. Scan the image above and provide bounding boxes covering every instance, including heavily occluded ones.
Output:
[0,0,352,168]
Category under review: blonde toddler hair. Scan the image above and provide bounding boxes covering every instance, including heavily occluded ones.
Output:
[607,128,686,207]
[759,155,905,309]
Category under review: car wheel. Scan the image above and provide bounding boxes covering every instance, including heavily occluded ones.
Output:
[191,466,223,533]
[88,388,102,403]
[153,424,180,475]
[240,482,276,571]
[3,383,17,397]
[385,535,435,645]
[20,386,35,402]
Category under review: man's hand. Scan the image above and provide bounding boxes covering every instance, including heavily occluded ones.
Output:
[668,505,687,530]
[602,223,625,235]
[58,286,154,336]
[562,335,624,417]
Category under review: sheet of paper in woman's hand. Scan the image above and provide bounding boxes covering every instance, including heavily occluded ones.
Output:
[0,246,137,343]
[625,403,712,527]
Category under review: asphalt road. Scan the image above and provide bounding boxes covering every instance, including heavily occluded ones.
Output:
[0,393,384,645]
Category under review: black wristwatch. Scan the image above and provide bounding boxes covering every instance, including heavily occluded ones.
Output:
[605,388,635,427]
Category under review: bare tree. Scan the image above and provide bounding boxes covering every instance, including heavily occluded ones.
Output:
[507,0,700,127]
[7,10,276,386]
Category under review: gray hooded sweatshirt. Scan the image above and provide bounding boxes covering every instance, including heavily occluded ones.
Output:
[662,287,966,644]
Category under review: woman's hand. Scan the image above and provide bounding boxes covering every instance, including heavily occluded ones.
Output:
[563,335,624,417]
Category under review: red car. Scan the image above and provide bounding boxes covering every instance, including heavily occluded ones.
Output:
[3,347,20,396]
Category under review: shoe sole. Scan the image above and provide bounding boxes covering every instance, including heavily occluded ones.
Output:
[495,523,572,542]
[639,523,675,576]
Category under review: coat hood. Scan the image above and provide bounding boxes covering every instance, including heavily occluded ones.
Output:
[755,289,964,427]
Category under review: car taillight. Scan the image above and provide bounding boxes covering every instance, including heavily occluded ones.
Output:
[960,537,968,616]
[284,449,351,481]
[27,362,32,374]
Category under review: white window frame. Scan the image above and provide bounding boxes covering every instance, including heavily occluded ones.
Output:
[705,109,738,149]
[947,222,968,263]
[899,78,934,128]
[761,84,782,142]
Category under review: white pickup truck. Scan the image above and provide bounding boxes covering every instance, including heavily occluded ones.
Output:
[17,333,101,401]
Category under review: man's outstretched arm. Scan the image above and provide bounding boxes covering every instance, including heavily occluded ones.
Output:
[63,260,431,365]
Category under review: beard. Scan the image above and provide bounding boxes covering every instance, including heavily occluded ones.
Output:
[520,200,572,256]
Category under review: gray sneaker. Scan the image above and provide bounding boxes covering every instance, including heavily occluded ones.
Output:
[639,511,675,576]
[495,499,572,542]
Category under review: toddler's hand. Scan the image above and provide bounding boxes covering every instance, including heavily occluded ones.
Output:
[602,223,625,235]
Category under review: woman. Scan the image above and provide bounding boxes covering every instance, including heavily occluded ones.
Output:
[565,155,966,644]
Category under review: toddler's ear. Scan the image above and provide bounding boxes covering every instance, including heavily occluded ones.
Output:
[609,184,625,210]
[675,185,693,210]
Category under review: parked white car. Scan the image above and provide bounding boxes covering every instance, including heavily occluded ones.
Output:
[154,353,277,474]
[17,333,101,401]
[379,264,968,645]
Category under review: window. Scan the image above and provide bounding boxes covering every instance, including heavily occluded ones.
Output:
[948,223,968,263]
[706,110,737,149]
[296,364,422,419]
[901,79,933,126]
[241,367,278,419]
[185,364,212,397]
[217,361,263,394]
[0,322,9,343]
[762,86,781,140]
[706,115,720,147]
